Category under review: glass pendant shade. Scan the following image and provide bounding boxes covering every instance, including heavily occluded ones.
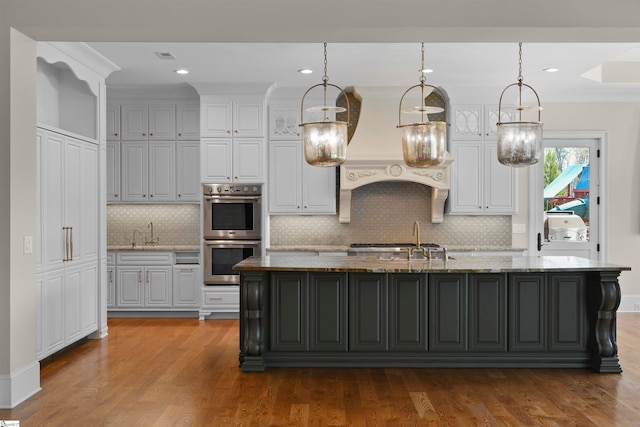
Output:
[299,43,350,167]
[496,122,543,167]
[496,42,543,167]
[302,121,348,167]
[400,122,447,167]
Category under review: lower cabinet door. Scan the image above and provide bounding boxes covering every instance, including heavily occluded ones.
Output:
[548,273,586,351]
[117,267,144,307]
[145,267,172,308]
[469,273,507,352]
[309,273,347,351]
[509,273,546,351]
[270,272,308,351]
[429,273,467,352]
[349,273,388,351]
[389,273,427,351]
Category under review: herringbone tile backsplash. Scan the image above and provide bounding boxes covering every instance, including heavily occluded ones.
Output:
[270,181,511,248]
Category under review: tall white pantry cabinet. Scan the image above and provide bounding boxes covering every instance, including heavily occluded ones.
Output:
[36,42,119,360]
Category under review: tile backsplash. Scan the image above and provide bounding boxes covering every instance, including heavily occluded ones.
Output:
[107,204,200,246]
[270,181,512,248]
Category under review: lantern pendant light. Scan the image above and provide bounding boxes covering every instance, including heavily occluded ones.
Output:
[496,42,543,167]
[397,43,447,168]
[299,43,350,167]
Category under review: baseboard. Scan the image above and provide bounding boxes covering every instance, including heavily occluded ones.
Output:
[0,362,40,409]
[618,295,640,312]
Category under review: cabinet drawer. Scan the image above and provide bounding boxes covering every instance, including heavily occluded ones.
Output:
[116,252,173,265]
[202,287,239,310]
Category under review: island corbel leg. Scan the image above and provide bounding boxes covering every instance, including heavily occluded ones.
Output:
[240,272,267,372]
[588,271,622,373]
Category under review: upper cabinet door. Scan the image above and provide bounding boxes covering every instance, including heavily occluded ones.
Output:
[451,105,483,140]
[106,105,121,141]
[269,103,301,140]
[176,104,200,140]
[233,102,264,137]
[201,102,233,137]
[121,105,148,140]
[148,105,176,140]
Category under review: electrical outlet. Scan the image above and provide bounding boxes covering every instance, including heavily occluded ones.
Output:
[24,236,33,254]
[512,223,526,234]
[634,303,640,311]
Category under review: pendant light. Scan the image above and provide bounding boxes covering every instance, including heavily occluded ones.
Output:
[496,42,543,167]
[299,43,350,167]
[397,43,447,168]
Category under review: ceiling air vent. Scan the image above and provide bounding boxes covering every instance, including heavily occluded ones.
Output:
[155,52,176,60]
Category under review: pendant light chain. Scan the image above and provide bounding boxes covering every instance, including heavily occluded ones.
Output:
[419,42,426,84]
[322,42,329,83]
[518,42,523,84]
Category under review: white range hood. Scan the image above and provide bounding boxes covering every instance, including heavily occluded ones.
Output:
[338,87,452,224]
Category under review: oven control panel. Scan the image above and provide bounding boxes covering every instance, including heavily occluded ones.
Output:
[203,183,262,196]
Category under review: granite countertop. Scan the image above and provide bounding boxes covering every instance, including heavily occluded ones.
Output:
[267,245,526,253]
[108,245,200,252]
[234,255,631,273]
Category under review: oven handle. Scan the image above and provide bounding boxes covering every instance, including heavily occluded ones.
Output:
[203,195,261,201]
[204,240,262,246]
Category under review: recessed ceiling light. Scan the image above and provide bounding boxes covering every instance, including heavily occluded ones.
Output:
[543,67,559,73]
[174,69,189,75]
[298,69,313,74]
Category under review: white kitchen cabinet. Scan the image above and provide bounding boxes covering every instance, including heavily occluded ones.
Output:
[121,140,176,202]
[106,141,121,202]
[116,266,172,308]
[106,104,121,141]
[201,137,264,182]
[199,286,239,319]
[268,140,335,214]
[173,266,202,308]
[268,102,301,140]
[176,104,200,140]
[451,104,514,140]
[121,104,176,141]
[106,253,116,311]
[448,103,517,215]
[449,140,517,214]
[176,141,201,201]
[36,274,43,359]
[148,141,176,202]
[201,99,264,138]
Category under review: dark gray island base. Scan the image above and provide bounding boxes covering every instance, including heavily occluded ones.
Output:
[234,256,630,373]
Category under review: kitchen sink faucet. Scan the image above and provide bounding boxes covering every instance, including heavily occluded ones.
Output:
[407,220,429,260]
[131,229,142,248]
[146,220,159,246]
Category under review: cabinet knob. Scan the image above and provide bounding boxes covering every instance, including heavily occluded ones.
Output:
[226,130,231,134]
[297,205,300,209]
[178,133,182,137]
[234,176,238,179]
[143,133,146,136]
[143,194,146,198]
[178,194,181,197]
[114,132,118,136]
[234,130,238,133]
[114,194,118,197]
[150,133,153,136]
[150,194,154,198]
[304,205,308,209]
[226,176,230,180]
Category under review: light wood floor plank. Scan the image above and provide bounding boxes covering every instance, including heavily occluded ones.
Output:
[2,314,640,425]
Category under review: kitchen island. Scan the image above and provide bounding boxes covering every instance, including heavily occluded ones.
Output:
[234,255,630,373]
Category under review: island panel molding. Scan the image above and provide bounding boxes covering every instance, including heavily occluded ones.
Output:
[235,256,630,373]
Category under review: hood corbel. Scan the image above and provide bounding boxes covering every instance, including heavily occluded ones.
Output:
[339,154,452,224]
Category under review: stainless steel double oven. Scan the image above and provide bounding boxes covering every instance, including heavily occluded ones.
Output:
[202,183,262,285]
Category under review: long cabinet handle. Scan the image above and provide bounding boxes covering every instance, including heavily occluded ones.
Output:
[137,271,142,283]
[63,226,72,262]
[146,271,149,283]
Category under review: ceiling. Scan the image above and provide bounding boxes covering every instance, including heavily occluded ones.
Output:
[87,42,640,103]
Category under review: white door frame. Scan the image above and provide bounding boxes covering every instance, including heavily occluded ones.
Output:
[528,130,608,261]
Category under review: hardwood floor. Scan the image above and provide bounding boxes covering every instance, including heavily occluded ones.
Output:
[2,314,640,426]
